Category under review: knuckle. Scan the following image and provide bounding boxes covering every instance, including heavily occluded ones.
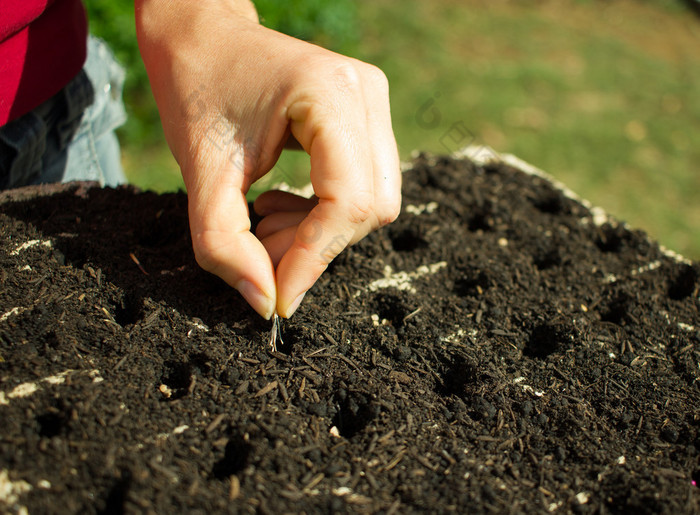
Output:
[329,61,363,95]
[344,193,374,226]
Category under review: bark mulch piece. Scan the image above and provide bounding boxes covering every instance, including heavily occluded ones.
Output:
[1,153,698,514]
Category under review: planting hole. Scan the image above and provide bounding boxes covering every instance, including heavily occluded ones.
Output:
[271,323,300,356]
[212,438,252,479]
[99,473,131,515]
[114,293,142,327]
[160,360,193,400]
[525,323,570,359]
[391,227,428,252]
[533,247,562,271]
[600,293,631,325]
[371,292,412,328]
[37,411,67,438]
[595,224,626,253]
[532,191,565,215]
[467,210,494,232]
[332,390,379,438]
[668,264,698,300]
[39,330,62,355]
[453,268,489,297]
[438,353,478,398]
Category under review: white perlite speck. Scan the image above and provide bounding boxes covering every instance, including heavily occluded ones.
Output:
[0,307,27,323]
[0,470,32,505]
[0,369,104,406]
[405,202,439,216]
[574,492,590,505]
[513,377,544,397]
[10,239,52,256]
[358,262,447,296]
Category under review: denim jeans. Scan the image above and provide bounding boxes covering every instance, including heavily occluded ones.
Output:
[0,37,127,190]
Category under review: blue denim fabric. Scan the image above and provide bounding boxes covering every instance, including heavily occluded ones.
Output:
[0,37,127,190]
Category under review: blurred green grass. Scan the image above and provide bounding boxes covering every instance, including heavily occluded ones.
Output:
[88,0,700,259]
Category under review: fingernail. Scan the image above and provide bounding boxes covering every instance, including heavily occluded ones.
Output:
[236,280,274,320]
[285,291,306,318]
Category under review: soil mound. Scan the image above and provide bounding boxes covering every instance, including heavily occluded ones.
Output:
[1,153,698,513]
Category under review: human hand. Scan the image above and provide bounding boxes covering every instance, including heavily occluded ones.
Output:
[136,0,401,319]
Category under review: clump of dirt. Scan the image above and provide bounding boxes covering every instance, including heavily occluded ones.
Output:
[1,154,698,514]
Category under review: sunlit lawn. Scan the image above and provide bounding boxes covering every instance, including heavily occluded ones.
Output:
[120,0,700,258]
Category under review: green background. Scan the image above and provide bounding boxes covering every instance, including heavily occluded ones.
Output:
[86,0,700,259]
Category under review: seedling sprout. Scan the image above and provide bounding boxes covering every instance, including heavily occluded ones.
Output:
[268,313,283,352]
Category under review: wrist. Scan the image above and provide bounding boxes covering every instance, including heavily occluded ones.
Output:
[135,0,263,97]
[135,0,260,45]
[135,0,259,21]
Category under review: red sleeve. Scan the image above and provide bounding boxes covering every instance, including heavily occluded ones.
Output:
[0,1,54,41]
[0,0,88,126]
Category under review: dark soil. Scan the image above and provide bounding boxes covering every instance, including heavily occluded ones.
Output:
[1,154,699,514]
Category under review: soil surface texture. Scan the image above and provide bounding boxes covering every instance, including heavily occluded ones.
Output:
[1,153,699,514]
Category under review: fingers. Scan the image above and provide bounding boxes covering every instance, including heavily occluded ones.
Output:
[187,159,277,320]
[259,223,298,267]
[254,193,317,266]
[255,210,308,240]
[254,190,317,216]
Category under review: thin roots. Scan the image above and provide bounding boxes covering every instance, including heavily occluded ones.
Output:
[268,313,284,352]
